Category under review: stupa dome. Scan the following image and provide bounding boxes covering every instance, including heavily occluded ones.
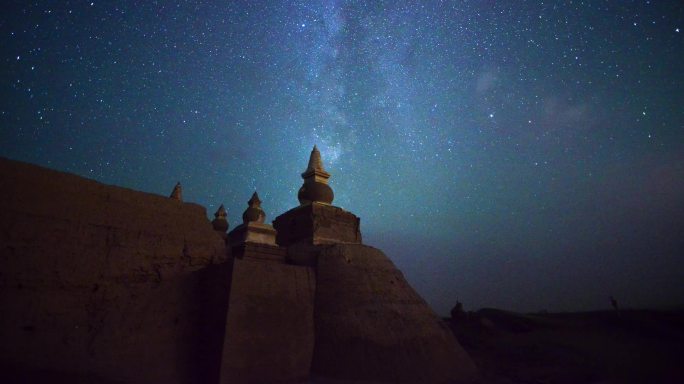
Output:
[242,192,266,224]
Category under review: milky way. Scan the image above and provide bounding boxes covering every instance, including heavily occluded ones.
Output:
[2,1,683,313]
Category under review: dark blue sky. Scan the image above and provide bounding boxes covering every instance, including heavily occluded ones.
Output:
[2,1,683,314]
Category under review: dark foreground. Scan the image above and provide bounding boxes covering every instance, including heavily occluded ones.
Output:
[449,308,684,384]
[4,308,684,383]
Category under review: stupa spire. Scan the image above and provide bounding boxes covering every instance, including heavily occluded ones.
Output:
[302,144,329,179]
[212,204,229,233]
[242,191,266,224]
[248,191,262,206]
[170,182,182,201]
[298,145,334,205]
[215,204,228,218]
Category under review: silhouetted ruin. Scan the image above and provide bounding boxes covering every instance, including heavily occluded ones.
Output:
[0,147,476,383]
[451,301,466,322]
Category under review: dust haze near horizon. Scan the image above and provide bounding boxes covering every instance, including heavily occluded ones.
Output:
[1,1,683,315]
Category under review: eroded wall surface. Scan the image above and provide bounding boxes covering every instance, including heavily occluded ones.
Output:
[0,158,230,383]
[0,157,476,384]
[273,203,361,246]
[312,244,477,383]
[220,257,315,384]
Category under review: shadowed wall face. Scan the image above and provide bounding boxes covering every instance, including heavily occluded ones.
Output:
[0,158,230,383]
[219,258,315,384]
[0,157,477,384]
[312,244,477,383]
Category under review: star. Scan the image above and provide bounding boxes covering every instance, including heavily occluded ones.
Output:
[0,0,681,315]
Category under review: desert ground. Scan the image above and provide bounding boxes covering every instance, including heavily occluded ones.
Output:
[448,308,684,384]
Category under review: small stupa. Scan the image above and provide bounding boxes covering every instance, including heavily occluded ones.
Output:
[227,192,280,258]
[169,182,182,201]
[212,204,229,234]
[242,192,266,224]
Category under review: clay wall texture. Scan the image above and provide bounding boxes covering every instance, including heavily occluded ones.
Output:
[273,202,362,246]
[0,157,475,383]
[0,158,230,383]
[312,244,477,383]
[220,257,315,383]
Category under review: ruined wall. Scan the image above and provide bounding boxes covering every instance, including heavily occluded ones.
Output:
[312,244,477,383]
[220,256,315,383]
[0,157,230,383]
[0,157,476,384]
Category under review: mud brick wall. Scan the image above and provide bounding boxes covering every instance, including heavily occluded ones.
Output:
[312,244,477,383]
[273,202,362,246]
[220,257,315,384]
[0,157,230,384]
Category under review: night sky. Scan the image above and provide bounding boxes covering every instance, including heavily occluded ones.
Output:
[2,1,683,314]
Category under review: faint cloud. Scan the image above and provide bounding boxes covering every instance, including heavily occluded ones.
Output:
[541,96,593,128]
[543,97,590,124]
[475,71,498,94]
[319,140,342,165]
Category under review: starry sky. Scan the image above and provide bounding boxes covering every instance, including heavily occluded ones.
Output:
[2,1,683,314]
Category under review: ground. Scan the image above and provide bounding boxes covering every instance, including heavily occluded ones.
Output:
[448,308,684,384]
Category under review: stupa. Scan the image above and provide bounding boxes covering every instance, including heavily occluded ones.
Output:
[227,191,284,261]
[273,145,362,247]
[211,204,229,237]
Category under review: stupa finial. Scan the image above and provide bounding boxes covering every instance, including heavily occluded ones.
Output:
[248,191,262,207]
[302,145,329,179]
[242,191,265,224]
[298,145,334,205]
[170,182,182,201]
